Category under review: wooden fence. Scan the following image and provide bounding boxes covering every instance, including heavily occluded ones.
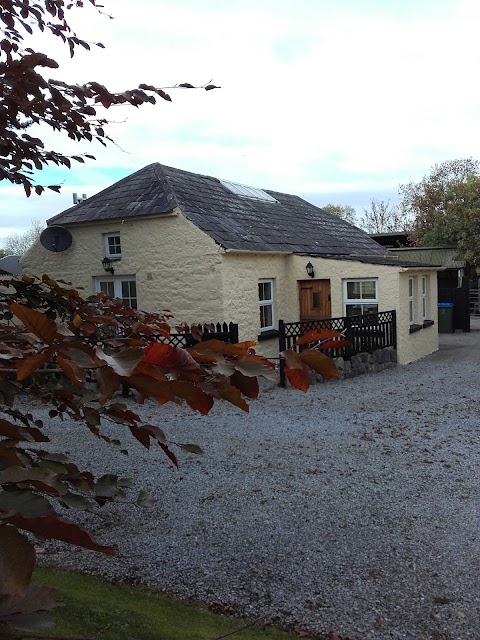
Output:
[278,310,397,387]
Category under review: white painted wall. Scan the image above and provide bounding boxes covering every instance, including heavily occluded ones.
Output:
[23,215,439,364]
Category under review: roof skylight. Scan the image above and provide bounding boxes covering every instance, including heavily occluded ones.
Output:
[220,179,278,203]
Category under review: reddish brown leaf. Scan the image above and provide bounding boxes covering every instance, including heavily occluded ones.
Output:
[129,425,151,449]
[191,339,244,357]
[299,350,340,381]
[142,343,199,372]
[104,404,140,426]
[95,366,121,405]
[215,381,249,412]
[234,341,257,349]
[294,329,344,346]
[0,583,56,616]
[282,350,311,392]
[317,339,350,350]
[15,351,50,381]
[159,443,178,467]
[57,353,84,387]
[0,526,35,597]
[7,514,116,555]
[127,374,178,404]
[9,303,57,344]
[230,370,259,399]
[167,380,214,415]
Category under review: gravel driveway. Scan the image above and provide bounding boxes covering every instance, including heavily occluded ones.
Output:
[38,324,480,640]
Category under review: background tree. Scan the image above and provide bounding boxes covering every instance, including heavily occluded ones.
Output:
[3,220,44,255]
[399,158,480,267]
[0,0,218,195]
[360,198,413,234]
[322,203,357,225]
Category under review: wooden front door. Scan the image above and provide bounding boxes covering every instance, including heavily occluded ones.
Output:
[299,279,331,320]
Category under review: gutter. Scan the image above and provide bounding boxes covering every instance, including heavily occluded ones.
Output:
[400,266,444,272]
[223,248,293,255]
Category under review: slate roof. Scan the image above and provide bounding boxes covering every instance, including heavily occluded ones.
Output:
[0,255,21,275]
[48,163,392,259]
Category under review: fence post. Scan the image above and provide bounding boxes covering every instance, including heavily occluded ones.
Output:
[278,319,286,387]
[229,322,239,344]
[392,310,397,350]
[343,316,353,360]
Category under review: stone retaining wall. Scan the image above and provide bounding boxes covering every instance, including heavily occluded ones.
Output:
[312,347,398,383]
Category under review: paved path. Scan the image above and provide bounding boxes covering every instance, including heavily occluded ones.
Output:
[429,317,480,363]
[38,321,480,640]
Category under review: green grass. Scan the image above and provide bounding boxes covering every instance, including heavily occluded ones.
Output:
[33,567,294,640]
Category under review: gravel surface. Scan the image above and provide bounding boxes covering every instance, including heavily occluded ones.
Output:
[34,328,480,640]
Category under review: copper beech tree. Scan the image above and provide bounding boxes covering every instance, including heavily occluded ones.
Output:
[0,274,345,635]
[0,0,219,195]
[1,1,348,635]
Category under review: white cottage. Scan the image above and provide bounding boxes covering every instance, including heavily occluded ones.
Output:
[22,163,439,363]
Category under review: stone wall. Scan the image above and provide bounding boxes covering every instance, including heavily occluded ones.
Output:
[311,347,398,383]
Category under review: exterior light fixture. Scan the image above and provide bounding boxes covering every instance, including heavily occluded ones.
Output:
[102,256,115,275]
[306,261,315,278]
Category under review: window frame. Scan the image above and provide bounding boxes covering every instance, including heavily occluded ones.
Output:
[258,278,275,332]
[408,277,415,325]
[94,276,137,309]
[104,233,122,259]
[421,275,428,321]
[343,278,379,317]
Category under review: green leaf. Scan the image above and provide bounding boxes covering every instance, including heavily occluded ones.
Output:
[117,477,134,488]
[136,490,155,508]
[95,474,119,498]
[179,443,204,455]
[95,346,143,377]
[58,492,93,511]
[0,490,55,518]
[2,610,54,634]
[140,424,166,445]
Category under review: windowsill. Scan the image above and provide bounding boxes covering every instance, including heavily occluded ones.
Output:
[409,319,435,334]
[106,256,122,261]
[258,329,279,341]
[409,323,423,334]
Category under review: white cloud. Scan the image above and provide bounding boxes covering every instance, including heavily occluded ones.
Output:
[2,0,480,243]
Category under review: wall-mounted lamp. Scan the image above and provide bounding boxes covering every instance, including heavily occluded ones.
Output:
[102,256,115,275]
[305,261,315,278]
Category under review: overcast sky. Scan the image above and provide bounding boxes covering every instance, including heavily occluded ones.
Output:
[2,0,480,246]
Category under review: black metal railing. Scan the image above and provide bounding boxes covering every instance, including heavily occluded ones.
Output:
[167,322,239,348]
[278,311,397,387]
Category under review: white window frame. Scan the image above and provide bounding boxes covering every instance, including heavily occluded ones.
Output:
[258,279,275,332]
[421,276,428,321]
[94,276,137,309]
[104,233,122,259]
[408,277,415,325]
[343,278,379,316]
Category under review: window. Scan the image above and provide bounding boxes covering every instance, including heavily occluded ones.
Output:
[258,279,274,331]
[105,234,122,259]
[220,179,279,203]
[343,279,378,316]
[408,277,415,324]
[421,276,428,321]
[95,276,137,309]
